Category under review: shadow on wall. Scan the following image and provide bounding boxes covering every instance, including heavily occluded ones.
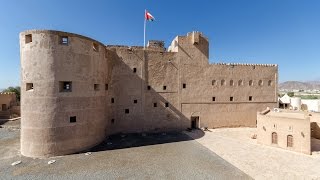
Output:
[89,48,205,152]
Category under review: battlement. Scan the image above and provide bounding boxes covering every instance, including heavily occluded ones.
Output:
[212,62,278,67]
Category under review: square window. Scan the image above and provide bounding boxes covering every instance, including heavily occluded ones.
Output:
[163,86,167,90]
[125,109,129,114]
[111,98,114,103]
[153,103,157,107]
[94,84,100,91]
[147,85,151,90]
[230,97,234,101]
[26,83,34,91]
[134,99,138,104]
[93,43,99,52]
[25,34,32,44]
[183,83,186,88]
[133,68,137,73]
[249,96,252,101]
[212,97,216,101]
[165,102,169,107]
[60,36,68,45]
[111,119,115,124]
[70,116,76,123]
[105,84,108,90]
[59,81,72,92]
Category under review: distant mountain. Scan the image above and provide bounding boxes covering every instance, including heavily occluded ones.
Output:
[279,81,320,90]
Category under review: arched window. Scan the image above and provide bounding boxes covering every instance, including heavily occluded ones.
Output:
[287,135,293,147]
[212,80,217,86]
[238,80,243,86]
[230,80,234,86]
[272,132,277,144]
[221,79,226,86]
[268,80,272,86]
[258,80,263,86]
[249,80,253,86]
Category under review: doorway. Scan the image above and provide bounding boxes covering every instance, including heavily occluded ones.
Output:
[191,116,199,129]
[1,104,7,111]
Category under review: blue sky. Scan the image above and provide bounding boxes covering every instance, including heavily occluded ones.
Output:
[0,0,320,89]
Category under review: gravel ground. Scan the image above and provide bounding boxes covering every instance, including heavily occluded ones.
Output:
[0,125,251,180]
[185,128,320,180]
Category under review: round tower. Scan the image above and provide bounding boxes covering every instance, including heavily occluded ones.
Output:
[20,30,108,157]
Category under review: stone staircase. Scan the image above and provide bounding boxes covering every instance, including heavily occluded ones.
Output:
[0,111,10,119]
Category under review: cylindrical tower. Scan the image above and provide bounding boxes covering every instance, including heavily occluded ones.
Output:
[291,97,301,111]
[20,30,108,157]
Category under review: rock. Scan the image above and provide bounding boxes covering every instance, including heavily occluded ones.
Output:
[11,161,21,166]
[85,152,92,155]
[48,160,56,164]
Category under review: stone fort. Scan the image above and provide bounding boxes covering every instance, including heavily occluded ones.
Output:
[20,30,278,157]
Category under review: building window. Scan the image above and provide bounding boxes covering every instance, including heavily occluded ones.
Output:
[268,80,272,86]
[111,119,115,124]
[212,97,216,101]
[59,81,72,92]
[147,85,151,90]
[249,96,252,101]
[134,99,138,104]
[94,84,100,91]
[212,80,217,86]
[26,83,34,91]
[230,80,234,86]
[272,132,278,144]
[163,86,167,90]
[111,98,114,103]
[93,42,99,52]
[165,102,169,107]
[238,80,243,86]
[60,36,68,45]
[258,80,263,86]
[125,109,129,114]
[230,97,234,101]
[153,103,157,107]
[249,80,253,86]
[221,79,226,86]
[133,68,137,73]
[105,84,108,90]
[287,135,293,147]
[25,34,32,44]
[183,83,186,88]
[70,116,76,123]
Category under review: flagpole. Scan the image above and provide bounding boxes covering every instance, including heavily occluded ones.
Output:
[144,9,147,49]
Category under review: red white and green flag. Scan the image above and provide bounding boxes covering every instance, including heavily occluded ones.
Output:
[145,10,155,21]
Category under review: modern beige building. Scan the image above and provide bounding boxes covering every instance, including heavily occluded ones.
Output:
[20,30,278,157]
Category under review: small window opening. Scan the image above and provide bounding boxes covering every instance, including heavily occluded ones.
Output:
[253,66,256,69]
[272,132,278,144]
[183,83,186,88]
[94,84,100,91]
[163,86,167,90]
[249,96,252,101]
[59,81,72,92]
[154,103,157,107]
[133,68,137,73]
[111,119,115,124]
[165,102,169,107]
[230,80,234,86]
[125,109,129,114]
[147,85,151,90]
[268,80,272,86]
[212,97,216,101]
[258,80,263,86]
[134,99,138,104]
[60,36,68,45]
[238,80,243,86]
[230,97,234,101]
[25,34,32,44]
[249,80,253,86]
[70,116,76,123]
[105,84,108,90]
[212,80,216,86]
[221,80,226,86]
[111,98,114,103]
[93,43,99,52]
[26,83,34,91]
[287,135,293,147]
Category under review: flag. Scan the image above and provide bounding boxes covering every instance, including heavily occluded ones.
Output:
[145,10,155,21]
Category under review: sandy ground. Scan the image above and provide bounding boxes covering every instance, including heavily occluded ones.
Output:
[185,128,320,180]
[0,121,251,180]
